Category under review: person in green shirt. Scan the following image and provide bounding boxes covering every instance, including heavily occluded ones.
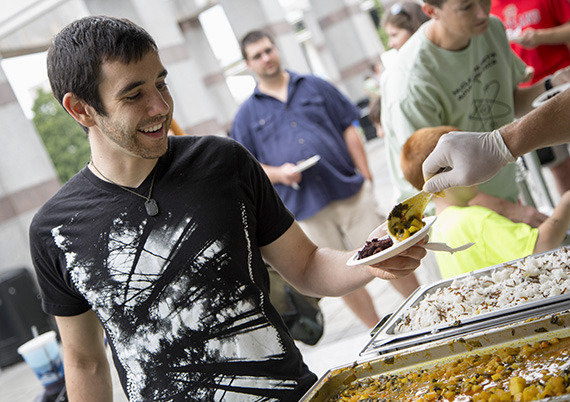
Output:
[401,126,570,278]
[380,0,570,229]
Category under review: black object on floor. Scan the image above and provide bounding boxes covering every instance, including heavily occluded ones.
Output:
[281,286,324,346]
[0,267,56,367]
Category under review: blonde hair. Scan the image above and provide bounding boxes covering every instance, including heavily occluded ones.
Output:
[401,126,458,190]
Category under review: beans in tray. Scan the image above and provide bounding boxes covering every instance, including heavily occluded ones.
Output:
[332,336,570,401]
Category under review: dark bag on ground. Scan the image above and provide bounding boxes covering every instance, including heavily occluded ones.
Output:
[267,267,324,346]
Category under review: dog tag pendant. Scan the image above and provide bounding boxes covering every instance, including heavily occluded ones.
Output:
[145,199,159,216]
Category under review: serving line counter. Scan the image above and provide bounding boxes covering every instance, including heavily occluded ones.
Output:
[301,247,570,401]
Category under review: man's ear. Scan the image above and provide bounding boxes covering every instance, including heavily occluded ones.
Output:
[62,93,96,128]
[422,3,437,19]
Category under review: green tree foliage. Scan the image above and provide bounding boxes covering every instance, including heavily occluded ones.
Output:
[373,0,389,50]
[32,88,90,183]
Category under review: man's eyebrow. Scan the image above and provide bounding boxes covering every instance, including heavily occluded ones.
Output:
[117,80,145,98]
[117,69,168,98]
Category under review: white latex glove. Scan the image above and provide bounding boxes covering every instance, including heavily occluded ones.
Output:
[422,130,516,193]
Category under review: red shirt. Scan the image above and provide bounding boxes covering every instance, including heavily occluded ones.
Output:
[491,0,570,85]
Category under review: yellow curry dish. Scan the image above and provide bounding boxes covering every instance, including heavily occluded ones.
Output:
[332,336,570,401]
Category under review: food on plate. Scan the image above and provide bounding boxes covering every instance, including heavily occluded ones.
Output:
[332,336,570,401]
[394,248,570,333]
[357,236,394,259]
[387,191,434,241]
[387,204,425,241]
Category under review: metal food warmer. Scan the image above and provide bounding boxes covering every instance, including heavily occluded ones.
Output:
[301,247,570,401]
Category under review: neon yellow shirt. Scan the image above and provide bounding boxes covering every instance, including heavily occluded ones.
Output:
[431,206,538,278]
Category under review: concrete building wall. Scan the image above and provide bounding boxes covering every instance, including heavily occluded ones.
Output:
[308,0,384,102]
[179,17,238,132]
[219,0,310,74]
[0,62,60,274]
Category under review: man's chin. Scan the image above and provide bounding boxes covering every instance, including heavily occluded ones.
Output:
[263,68,281,79]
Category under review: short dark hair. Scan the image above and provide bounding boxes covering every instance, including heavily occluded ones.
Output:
[239,30,275,60]
[382,1,431,34]
[47,16,157,122]
[423,0,446,7]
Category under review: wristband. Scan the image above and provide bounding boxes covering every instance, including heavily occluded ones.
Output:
[544,77,553,91]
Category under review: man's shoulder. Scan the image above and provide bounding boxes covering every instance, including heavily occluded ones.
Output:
[30,171,88,234]
[169,134,237,161]
[383,33,438,93]
[487,15,506,34]
[480,16,509,47]
[233,93,260,123]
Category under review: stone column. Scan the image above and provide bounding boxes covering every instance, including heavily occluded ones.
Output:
[218,0,310,73]
[0,61,60,273]
[307,0,384,101]
[300,9,342,85]
[179,16,238,133]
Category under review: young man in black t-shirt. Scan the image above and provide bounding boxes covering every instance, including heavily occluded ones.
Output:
[29,16,427,401]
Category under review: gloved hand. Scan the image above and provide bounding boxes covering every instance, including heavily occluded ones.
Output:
[422,130,516,193]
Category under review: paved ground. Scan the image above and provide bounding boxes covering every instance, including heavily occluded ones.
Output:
[0,137,557,400]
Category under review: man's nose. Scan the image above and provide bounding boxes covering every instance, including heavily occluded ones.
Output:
[148,90,170,116]
[476,1,490,18]
[261,51,271,62]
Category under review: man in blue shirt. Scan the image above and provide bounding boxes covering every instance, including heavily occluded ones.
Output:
[231,30,420,329]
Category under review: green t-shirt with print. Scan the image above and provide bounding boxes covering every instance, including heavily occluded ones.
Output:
[381,16,528,202]
[431,205,538,278]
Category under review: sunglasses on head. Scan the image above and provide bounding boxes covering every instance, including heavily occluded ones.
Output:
[390,3,410,18]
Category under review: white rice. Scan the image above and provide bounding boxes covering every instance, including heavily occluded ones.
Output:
[394,248,570,333]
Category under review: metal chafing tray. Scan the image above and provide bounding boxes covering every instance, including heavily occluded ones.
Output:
[301,309,570,401]
[360,247,570,356]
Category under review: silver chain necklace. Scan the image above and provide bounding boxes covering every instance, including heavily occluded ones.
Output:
[90,161,159,216]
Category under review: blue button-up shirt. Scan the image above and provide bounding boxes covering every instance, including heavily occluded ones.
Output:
[231,71,364,220]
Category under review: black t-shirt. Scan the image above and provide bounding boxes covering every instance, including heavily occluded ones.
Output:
[30,135,317,401]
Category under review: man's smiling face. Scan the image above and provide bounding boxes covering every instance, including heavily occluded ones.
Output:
[92,50,173,159]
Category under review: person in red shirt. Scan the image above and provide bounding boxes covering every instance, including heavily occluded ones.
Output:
[491,0,570,196]
[491,0,570,85]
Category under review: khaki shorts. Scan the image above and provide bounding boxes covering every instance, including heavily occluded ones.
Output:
[298,181,384,250]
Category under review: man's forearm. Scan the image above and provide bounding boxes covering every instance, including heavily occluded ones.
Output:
[290,247,375,297]
[536,23,570,45]
[502,89,570,158]
[64,357,113,401]
[535,194,570,253]
[261,223,374,297]
[343,125,373,181]
[260,163,282,184]
[469,191,546,227]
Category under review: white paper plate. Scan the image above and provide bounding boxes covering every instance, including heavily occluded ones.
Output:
[346,216,436,267]
[292,155,321,173]
[532,83,570,108]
